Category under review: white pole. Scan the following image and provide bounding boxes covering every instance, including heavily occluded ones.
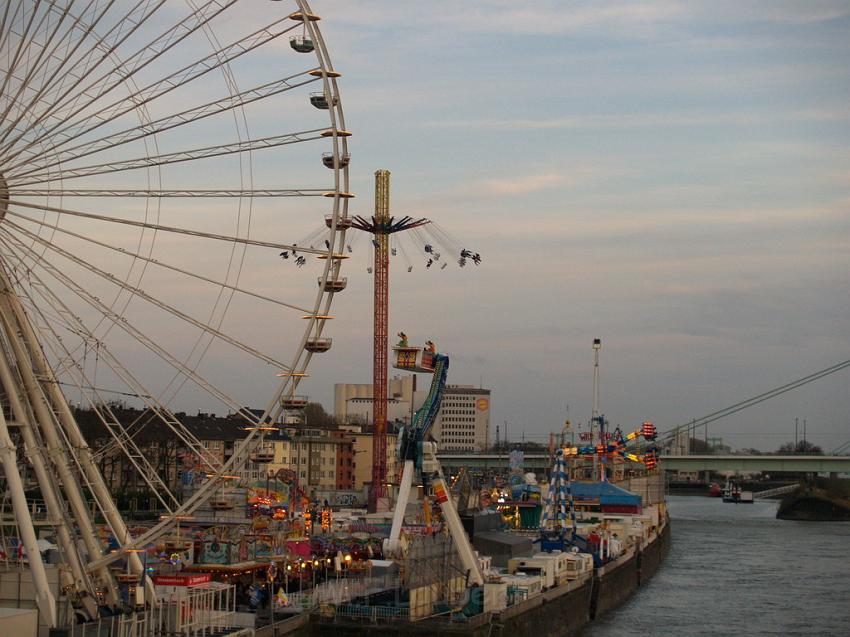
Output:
[383,459,414,557]
[432,475,484,587]
[592,339,601,480]
[0,409,57,626]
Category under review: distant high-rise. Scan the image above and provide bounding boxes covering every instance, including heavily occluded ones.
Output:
[334,378,491,452]
[426,385,491,452]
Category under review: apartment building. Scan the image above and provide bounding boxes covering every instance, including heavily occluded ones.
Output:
[267,426,354,490]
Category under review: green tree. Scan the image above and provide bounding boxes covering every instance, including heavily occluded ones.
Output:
[777,440,823,455]
[303,402,337,427]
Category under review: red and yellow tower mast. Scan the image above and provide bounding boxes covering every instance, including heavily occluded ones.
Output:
[350,170,430,512]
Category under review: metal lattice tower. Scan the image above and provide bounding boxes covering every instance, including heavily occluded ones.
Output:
[372,170,390,511]
[350,171,430,512]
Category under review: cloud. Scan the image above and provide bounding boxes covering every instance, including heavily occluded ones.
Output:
[427,108,850,132]
[469,173,572,196]
[330,1,850,40]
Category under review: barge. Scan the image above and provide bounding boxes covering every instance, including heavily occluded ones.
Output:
[295,502,670,637]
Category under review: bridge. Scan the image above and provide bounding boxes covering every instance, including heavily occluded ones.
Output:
[437,453,850,475]
[659,455,850,473]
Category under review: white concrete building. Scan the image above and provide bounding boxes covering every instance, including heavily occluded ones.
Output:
[427,385,491,452]
[334,375,415,424]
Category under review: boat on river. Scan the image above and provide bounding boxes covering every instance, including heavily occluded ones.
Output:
[722,480,753,503]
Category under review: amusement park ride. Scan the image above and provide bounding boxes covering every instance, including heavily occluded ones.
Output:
[537,421,659,554]
[284,169,481,513]
[383,343,484,587]
[0,0,357,629]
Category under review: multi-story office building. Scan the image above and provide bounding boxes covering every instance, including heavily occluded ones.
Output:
[427,385,491,452]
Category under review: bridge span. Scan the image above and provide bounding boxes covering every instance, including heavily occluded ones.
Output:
[437,453,850,475]
[659,455,850,473]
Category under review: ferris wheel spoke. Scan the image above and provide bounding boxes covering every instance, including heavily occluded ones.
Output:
[0,228,265,424]
[0,1,19,54]
[3,219,294,371]
[5,71,321,176]
[4,202,332,256]
[5,262,222,475]
[8,128,326,185]
[8,263,222,473]
[8,210,313,313]
[0,0,124,146]
[3,10,300,164]
[6,0,165,152]
[11,305,180,513]
[5,188,327,197]
[0,0,214,156]
[0,0,81,133]
[0,0,43,101]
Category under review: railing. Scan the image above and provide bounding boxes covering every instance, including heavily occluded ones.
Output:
[66,585,237,637]
[68,610,162,637]
[329,603,410,623]
[753,484,799,499]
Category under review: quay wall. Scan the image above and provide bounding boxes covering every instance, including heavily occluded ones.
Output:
[590,547,639,619]
[638,521,671,584]
[299,518,670,637]
[495,577,592,637]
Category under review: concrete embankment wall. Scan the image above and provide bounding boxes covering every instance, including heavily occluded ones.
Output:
[590,520,671,621]
[590,547,639,620]
[495,577,592,637]
[638,521,671,584]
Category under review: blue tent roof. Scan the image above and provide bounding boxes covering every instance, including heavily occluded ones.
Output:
[570,481,642,506]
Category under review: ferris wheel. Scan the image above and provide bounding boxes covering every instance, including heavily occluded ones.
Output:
[0,0,349,622]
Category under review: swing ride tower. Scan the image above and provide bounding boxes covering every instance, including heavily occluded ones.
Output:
[349,171,430,512]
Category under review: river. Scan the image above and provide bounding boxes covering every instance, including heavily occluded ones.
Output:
[582,495,850,636]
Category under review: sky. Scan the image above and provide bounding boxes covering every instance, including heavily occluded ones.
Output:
[299,1,850,452]
[6,1,848,454]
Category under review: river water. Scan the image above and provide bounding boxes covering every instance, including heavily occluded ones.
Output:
[582,495,850,636]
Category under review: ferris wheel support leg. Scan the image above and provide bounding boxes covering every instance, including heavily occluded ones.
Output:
[0,272,156,605]
[0,270,120,606]
[0,409,57,627]
[0,342,99,619]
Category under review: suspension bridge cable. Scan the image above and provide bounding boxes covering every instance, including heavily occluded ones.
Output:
[659,359,850,445]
